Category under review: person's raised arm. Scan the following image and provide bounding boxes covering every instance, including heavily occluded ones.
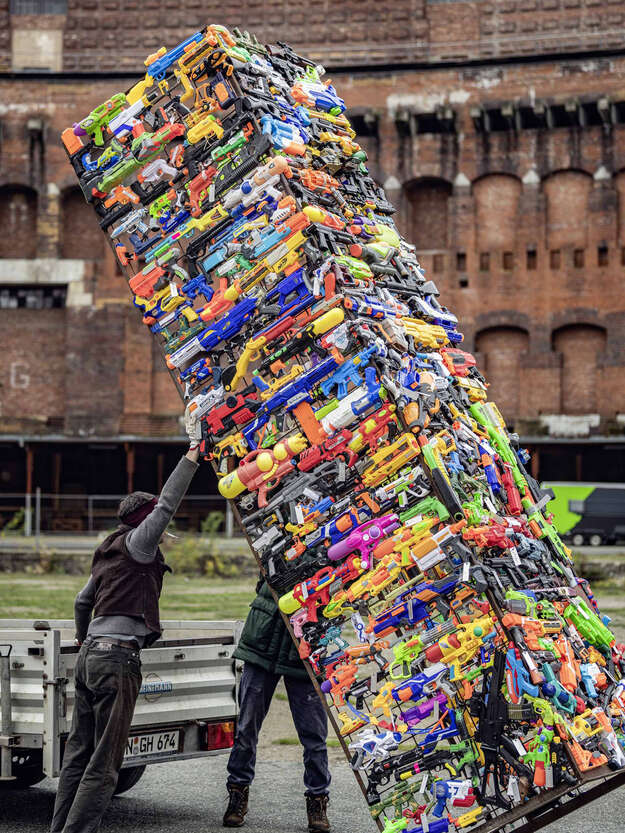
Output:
[126,412,202,563]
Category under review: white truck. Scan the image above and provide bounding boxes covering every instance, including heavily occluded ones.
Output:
[0,618,242,793]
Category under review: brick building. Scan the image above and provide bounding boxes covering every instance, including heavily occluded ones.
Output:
[1,0,625,528]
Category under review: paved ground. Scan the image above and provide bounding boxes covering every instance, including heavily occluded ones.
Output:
[1,755,624,833]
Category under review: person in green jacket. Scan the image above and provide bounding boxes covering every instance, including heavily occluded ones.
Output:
[223,580,331,832]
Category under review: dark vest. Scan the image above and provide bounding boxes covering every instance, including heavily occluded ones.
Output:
[91,526,169,646]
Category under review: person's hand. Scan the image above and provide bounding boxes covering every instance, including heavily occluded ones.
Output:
[184,404,202,446]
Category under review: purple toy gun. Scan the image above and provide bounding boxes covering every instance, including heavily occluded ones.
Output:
[327,513,400,569]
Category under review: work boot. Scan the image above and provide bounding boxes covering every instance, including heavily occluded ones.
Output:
[223,784,249,827]
[306,793,330,833]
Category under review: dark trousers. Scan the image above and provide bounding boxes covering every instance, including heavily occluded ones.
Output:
[50,642,142,833]
[227,662,331,796]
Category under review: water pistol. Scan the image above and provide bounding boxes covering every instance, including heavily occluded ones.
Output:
[424,615,497,682]
[73,92,127,146]
[389,620,456,680]
[95,122,186,194]
[431,778,475,817]
[370,573,459,637]
[391,662,447,704]
[402,691,449,727]
[348,728,402,770]
[278,553,365,624]
[563,597,615,654]
[218,433,308,507]
[327,513,400,570]
[419,434,464,521]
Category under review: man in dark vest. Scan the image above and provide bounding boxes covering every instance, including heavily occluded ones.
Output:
[223,579,331,833]
[50,417,202,833]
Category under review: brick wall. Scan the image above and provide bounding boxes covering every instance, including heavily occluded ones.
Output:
[1,8,625,439]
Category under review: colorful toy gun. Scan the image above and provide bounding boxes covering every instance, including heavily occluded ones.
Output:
[320,344,381,399]
[97,122,186,193]
[501,462,523,515]
[278,553,364,624]
[523,727,553,787]
[320,662,359,707]
[391,662,447,704]
[540,661,578,714]
[463,522,514,550]
[327,513,400,570]
[505,644,540,703]
[419,433,464,521]
[242,355,340,449]
[348,728,402,770]
[431,778,475,817]
[402,691,449,726]
[73,92,127,146]
[425,615,497,682]
[143,30,205,82]
[218,433,308,506]
[502,613,562,651]
[580,662,607,699]
[370,781,424,821]
[563,597,615,654]
[389,620,456,680]
[554,634,581,693]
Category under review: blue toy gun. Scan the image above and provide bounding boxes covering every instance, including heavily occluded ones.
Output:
[320,344,380,399]
[392,662,448,704]
[505,645,540,702]
[181,273,214,303]
[580,663,599,698]
[263,268,313,318]
[144,31,204,81]
[243,356,340,449]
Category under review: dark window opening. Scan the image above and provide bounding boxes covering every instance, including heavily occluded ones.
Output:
[527,249,537,270]
[432,254,444,273]
[0,284,66,309]
[456,251,466,271]
[598,245,608,267]
[348,112,379,138]
[458,276,469,288]
[479,252,490,272]
[550,249,561,269]
[502,251,514,271]
[573,248,585,268]
[414,110,456,135]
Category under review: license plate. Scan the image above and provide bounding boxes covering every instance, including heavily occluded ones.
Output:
[125,730,180,758]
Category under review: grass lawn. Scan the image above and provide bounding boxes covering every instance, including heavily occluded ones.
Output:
[0,573,255,622]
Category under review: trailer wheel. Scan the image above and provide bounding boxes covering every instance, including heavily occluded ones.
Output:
[571,533,585,547]
[589,533,603,548]
[114,765,146,795]
[0,750,46,788]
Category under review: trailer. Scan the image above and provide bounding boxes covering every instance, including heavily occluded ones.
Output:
[543,482,625,547]
[0,618,242,794]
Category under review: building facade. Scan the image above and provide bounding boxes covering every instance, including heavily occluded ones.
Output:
[1,0,625,526]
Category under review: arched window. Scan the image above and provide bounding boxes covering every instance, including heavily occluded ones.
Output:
[0,185,38,258]
[401,177,452,250]
[475,326,530,422]
[473,174,521,253]
[552,324,606,414]
[60,187,105,260]
[544,171,592,250]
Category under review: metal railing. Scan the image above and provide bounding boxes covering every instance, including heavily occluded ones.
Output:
[0,492,237,538]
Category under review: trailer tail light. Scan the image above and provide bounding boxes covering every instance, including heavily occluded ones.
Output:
[204,720,235,751]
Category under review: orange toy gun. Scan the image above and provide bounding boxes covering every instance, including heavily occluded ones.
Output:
[502,613,562,652]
